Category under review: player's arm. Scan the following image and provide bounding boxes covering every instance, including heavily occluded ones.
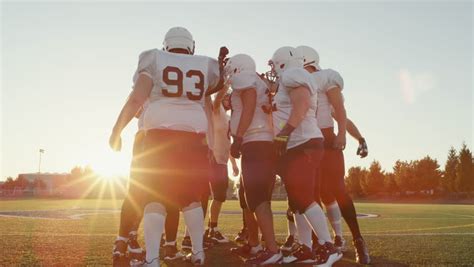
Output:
[229,156,239,176]
[273,86,311,157]
[212,84,228,113]
[109,74,152,151]
[327,87,347,150]
[346,117,368,158]
[230,88,256,158]
[205,47,229,96]
[235,88,256,137]
[287,86,311,127]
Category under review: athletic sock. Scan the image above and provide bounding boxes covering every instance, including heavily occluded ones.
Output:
[184,227,190,238]
[338,195,362,239]
[183,206,205,254]
[294,213,312,248]
[288,219,298,237]
[304,203,332,245]
[326,201,343,237]
[164,241,176,246]
[143,210,165,265]
[209,221,218,229]
[116,236,128,242]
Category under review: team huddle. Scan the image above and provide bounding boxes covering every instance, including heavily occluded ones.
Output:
[109,26,370,267]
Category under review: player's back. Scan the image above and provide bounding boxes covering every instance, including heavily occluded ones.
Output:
[310,68,344,129]
[138,49,219,133]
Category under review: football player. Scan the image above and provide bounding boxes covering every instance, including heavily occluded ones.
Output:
[110,102,146,267]
[269,46,342,266]
[224,54,281,265]
[109,26,223,266]
[205,86,240,243]
[296,45,370,265]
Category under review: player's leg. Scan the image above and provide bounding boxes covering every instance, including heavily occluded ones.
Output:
[139,130,171,267]
[281,208,299,255]
[175,132,209,265]
[281,139,341,265]
[234,179,248,243]
[208,163,229,243]
[113,131,145,266]
[241,141,282,265]
[162,205,183,261]
[321,135,370,264]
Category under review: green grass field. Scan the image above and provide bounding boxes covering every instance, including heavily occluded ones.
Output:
[0,199,473,266]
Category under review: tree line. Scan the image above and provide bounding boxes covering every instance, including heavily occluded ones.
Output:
[345,143,474,198]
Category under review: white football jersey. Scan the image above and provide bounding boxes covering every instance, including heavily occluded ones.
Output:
[133,49,220,133]
[311,69,344,129]
[273,67,322,149]
[229,71,273,144]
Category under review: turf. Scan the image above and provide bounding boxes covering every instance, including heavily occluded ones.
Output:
[0,199,473,266]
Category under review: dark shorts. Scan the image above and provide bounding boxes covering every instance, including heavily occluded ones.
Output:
[209,160,229,202]
[280,138,324,214]
[139,129,210,210]
[240,141,275,212]
[317,128,346,205]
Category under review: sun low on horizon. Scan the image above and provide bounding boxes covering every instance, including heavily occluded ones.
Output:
[86,148,132,179]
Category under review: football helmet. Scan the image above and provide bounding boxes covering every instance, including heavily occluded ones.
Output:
[268,46,304,77]
[224,54,256,82]
[163,26,195,54]
[295,45,320,70]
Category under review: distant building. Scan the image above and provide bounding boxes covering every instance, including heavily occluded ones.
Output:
[18,173,70,196]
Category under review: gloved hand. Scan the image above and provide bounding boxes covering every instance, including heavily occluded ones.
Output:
[357,137,368,158]
[273,123,295,158]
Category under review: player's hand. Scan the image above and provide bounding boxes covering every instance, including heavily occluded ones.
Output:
[274,135,289,158]
[333,133,346,150]
[230,136,243,159]
[109,131,122,152]
[357,138,368,158]
[232,165,240,177]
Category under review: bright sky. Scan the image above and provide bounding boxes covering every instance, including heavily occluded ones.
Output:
[1,2,472,180]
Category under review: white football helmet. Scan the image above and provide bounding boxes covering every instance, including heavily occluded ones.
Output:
[224,54,256,81]
[295,45,320,70]
[268,46,304,77]
[163,26,195,54]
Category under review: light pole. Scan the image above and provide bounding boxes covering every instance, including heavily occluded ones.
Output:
[38,149,45,173]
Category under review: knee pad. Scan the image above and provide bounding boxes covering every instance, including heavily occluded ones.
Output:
[182,201,202,212]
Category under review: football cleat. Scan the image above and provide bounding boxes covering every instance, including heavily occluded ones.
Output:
[245,249,283,265]
[209,228,229,243]
[112,240,129,267]
[282,244,316,264]
[334,235,347,252]
[281,235,299,254]
[163,244,184,261]
[353,237,371,265]
[230,243,263,258]
[235,228,248,243]
[181,236,213,252]
[185,251,205,266]
[313,242,343,267]
[128,232,145,261]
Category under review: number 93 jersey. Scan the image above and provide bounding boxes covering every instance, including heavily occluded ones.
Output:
[133,49,220,133]
[273,67,322,149]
